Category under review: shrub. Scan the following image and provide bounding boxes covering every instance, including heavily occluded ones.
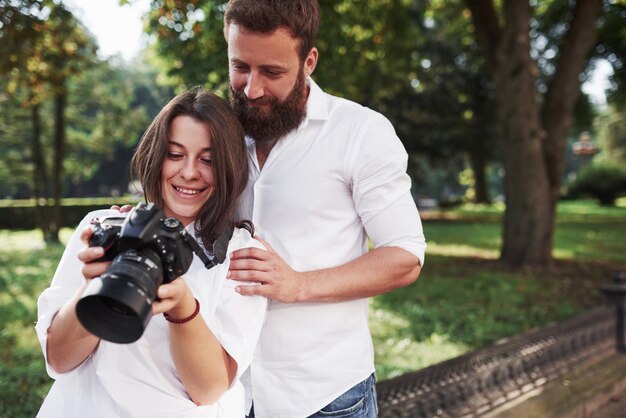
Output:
[568,163,626,206]
[0,198,137,230]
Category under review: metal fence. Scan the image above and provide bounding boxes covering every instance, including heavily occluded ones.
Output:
[376,305,618,418]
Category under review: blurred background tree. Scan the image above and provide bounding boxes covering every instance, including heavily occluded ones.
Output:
[0,0,172,242]
[1,0,99,243]
[1,0,625,267]
[1,1,626,416]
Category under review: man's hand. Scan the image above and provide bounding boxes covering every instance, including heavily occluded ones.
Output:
[227,237,305,303]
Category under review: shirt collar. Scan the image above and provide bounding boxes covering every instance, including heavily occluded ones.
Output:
[305,77,329,123]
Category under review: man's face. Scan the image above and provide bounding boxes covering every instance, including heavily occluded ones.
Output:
[227,24,317,143]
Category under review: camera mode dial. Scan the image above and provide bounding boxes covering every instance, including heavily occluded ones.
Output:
[163,217,181,230]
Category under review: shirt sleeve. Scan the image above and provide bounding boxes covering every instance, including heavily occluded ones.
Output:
[35,209,119,379]
[201,228,268,386]
[351,112,427,266]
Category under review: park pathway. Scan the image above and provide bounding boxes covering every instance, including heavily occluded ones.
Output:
[591,390,626,418]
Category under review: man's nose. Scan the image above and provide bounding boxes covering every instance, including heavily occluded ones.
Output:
[244,73,264,100]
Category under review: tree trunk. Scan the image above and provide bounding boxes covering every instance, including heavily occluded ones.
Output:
[466,0,603,266]
[495,0,552,266]
[541,0,603,251]
[30,102,53,242]
[468,144,490,204]
[49,82,67,245]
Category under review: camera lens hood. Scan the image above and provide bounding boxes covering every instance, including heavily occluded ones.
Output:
[76,273,154,344]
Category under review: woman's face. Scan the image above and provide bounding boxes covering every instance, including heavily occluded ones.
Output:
[161,115,215,226]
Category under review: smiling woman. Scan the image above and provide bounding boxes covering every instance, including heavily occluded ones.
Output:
[161,116,215,226]
[33,89,268,417]
[65,0,151,61]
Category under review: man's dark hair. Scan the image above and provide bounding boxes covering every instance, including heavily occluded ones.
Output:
[224,0,320,62]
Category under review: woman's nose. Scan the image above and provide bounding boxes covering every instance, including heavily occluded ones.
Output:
[180,160,200,180]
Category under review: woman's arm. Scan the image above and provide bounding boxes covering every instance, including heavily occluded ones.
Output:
[152,279,237,406]
[45,282,101,373]
[45,228,109,373]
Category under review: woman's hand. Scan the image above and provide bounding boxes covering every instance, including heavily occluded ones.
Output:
[110,204,134,212]
[77,226,111,280]
[152,278,196,318]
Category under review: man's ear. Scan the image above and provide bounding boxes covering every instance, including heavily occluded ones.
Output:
[303,47,318,77]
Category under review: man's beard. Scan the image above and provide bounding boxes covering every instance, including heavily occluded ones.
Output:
[230,71,308,144]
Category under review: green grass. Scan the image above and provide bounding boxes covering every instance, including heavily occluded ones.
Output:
[370,199,626,379]
[0,230,70,418]
[1,199,625,416]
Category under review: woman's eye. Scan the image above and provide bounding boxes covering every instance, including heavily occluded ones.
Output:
[201,158,212,166]
[167,152,183,159]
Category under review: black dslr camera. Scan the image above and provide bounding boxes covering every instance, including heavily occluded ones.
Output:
[76,202,218,344]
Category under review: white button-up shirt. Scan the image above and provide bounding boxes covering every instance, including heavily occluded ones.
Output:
[35,210,267,418]
[238,78,426,418]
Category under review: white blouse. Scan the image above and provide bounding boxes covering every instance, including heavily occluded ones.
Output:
[35,210,267,418]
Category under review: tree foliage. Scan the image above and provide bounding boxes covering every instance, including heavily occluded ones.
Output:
[379,0,495,203]
[464,0,608,266]
[144,0,229,90]
[3,0,624,259]
[143,0,626,265]
[594,0,626,106]
[0,1,159,243]
[0,86,32,197]
[144,0,498,202]
[596,105,626,164]
[1,0,99,242]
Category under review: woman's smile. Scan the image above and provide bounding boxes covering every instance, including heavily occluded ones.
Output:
[171,185,208,197]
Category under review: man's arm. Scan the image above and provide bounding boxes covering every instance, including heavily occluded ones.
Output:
[229,113,425,303]
[228,238,421,303]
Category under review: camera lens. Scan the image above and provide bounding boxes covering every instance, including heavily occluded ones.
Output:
[76,248,163,344]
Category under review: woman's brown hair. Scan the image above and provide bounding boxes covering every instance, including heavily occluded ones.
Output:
[131,88,250,248]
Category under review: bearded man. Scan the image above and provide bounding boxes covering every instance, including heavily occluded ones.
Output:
[224,1,427,417]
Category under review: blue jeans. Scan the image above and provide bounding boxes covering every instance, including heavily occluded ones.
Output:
[246,374,378,418]
[308,373,378,418]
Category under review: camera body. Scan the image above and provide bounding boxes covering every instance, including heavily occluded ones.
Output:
[88,202,194,283]
[76,202,214,344]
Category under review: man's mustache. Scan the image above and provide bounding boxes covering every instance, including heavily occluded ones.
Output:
[233,90,275,107]
[246,97,274,107]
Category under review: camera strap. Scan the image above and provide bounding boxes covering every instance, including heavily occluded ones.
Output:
[185,227,234,270]
[211,227,234,265]
[186,235,218,269]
